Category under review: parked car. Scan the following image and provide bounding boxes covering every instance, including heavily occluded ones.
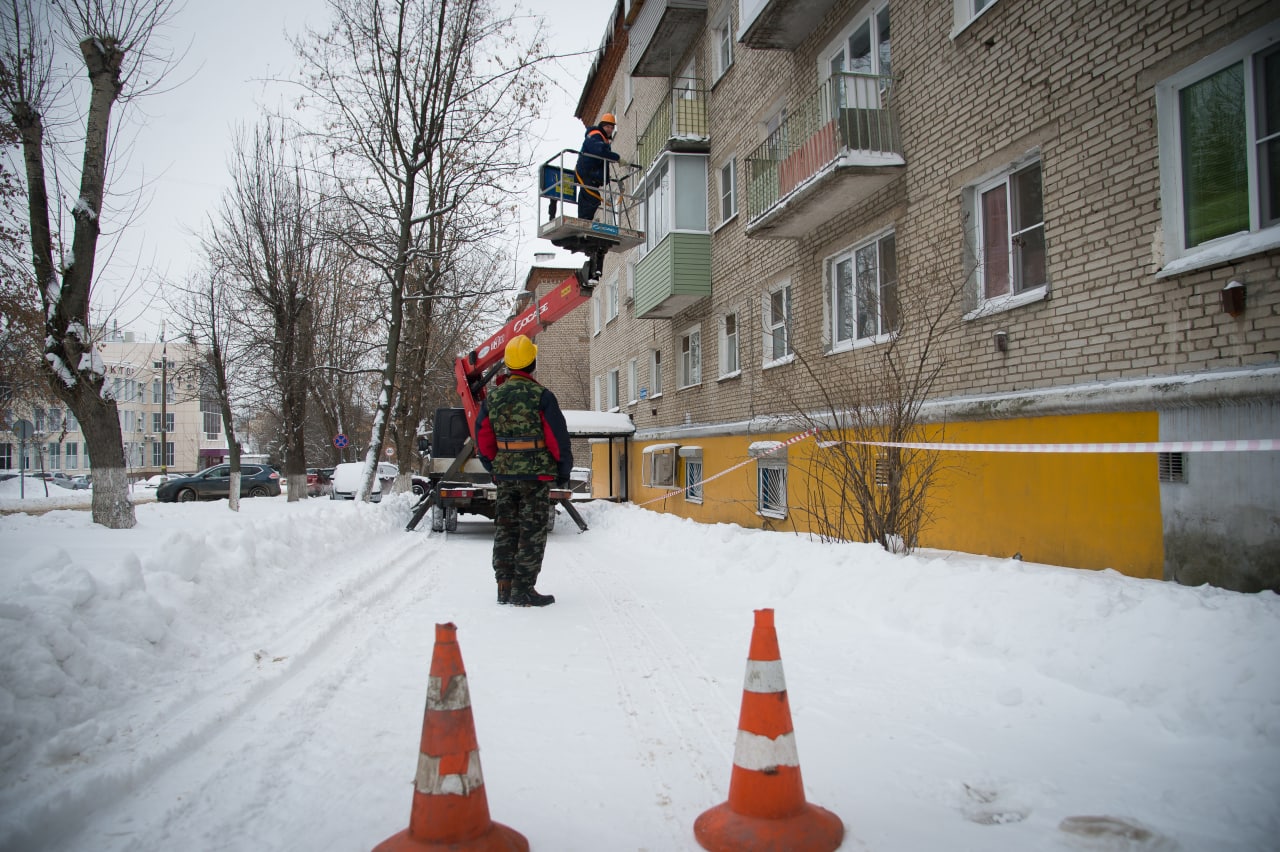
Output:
[156,464,282,503]
[49,471,83,490]
[306,467,333,497]
[377,462,399,492]
[139,474,174,490]
[71,474,93,489]
[330,462,382,502]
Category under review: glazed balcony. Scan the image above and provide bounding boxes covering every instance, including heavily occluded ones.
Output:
[630,0,708,77]
[744,72,905,239]
[635,79,710,173]
[738,0,842,50]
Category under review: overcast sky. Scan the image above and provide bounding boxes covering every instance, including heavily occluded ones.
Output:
[99,0,614,338]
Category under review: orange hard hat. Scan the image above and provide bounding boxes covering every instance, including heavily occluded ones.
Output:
[599,113,617,126]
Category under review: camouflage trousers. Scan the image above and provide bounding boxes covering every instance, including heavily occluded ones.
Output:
[492,479,551,589]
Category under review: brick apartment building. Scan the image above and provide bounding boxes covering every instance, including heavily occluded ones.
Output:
[552,0,1279,591]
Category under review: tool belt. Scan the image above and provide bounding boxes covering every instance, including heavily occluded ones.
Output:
[496,437,546,451]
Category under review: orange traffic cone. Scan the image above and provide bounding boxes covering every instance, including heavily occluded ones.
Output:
[694,609,844,852]
[373,623,528,852]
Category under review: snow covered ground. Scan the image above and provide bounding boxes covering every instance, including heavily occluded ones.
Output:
[1,485,1277,851]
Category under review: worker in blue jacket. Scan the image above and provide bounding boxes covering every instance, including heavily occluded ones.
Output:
[575,113,622,221]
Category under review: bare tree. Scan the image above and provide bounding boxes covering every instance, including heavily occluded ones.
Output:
[0,0,177,527]
[207,121,330,501]
[773,239,972,553]
[166,261,253,509]
[296,0,546,500]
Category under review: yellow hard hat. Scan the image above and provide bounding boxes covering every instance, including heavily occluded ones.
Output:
[504,334,537,370]
[599,113,617,126]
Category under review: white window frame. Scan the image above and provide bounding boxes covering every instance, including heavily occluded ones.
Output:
[65,442,78,469]
[643,443,679,488]
[819,2,891,120]
[641,153,709,254]
[964,156,1048,318]
[625,258,635,305]
[605,270,619,322]
[950,0,998,39]
[678,326,702,388]
[681,446,703,503]
[627,358,639,405]
[713,11,734,82]
[717,157,738,228]
[755,452,788,519]
[649,348,663,398]
[826,230,899,351]
[607,368,620,411]
[718,309,740,378]
[592,291,602,335]
[1156,22,1280,276]
[762,281,793,368]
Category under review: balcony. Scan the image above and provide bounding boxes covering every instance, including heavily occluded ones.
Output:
[636,80,709,173]
[738,0,842,50]
[634,232,712,319]
[744,72,904,239]
[630,0,707,77]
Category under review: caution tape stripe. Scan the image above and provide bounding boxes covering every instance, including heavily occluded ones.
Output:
[843,439,1280,453]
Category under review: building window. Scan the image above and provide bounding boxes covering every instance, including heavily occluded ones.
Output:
[1,443,10,470]
[970,159,1046,305]
[952,0,998,37]
[65,409,77,431]
[152,441,174,468]
[714,13,734,81]
[650,348,663,397]
[642,153,709,253]
[821,2,891,90]
[592,291,602,335]
[152,412,174,433]
[679,326,702,388]
[65,442,77,469]
[607,368,620,410]
[153,379,163,403]
[48,441,60,470]
[1156,23,1280,270]
[628,358,639,405]
[763,281,793,366]
[643,444,678,488]
[756,455,788,518]
[202,398,221,440]
[719,158,737,225]
[828,231,899,348]
[606,271,619,322]
[681,446,703,503]
[33,406,44,433]
[718,311,740,377]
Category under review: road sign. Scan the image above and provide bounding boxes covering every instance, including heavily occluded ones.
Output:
[12,419,34,440]
[334,434,349,449]
[385,447,395,457]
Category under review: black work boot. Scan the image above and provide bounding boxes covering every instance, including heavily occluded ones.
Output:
[509,587,555,607]
[496,580,512,605]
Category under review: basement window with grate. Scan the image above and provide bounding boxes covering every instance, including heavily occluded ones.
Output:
[1158,452,1187,483]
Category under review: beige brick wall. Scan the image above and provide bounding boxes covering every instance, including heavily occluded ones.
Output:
[583,0,1280,432]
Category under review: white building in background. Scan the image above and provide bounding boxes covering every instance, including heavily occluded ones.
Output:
[1,327,227,478]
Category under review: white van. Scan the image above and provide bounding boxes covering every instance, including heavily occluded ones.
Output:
[330,462,383,502]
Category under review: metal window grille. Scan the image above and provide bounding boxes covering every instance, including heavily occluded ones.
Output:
[1158,452,1187,483]
[685,460,703,502]
[758,462,787,517]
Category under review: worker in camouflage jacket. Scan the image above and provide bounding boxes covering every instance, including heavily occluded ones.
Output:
[475,334,573,607]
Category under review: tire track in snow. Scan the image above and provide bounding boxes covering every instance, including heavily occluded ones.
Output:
[563,539,737,845]
[22,530,435,852]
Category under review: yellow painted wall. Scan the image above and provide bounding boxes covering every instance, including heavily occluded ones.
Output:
[593,410,1164,580]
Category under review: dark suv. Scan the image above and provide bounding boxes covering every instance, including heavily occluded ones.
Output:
[156,464,282,502]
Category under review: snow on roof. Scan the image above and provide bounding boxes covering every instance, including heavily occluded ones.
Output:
[563,410,635,436]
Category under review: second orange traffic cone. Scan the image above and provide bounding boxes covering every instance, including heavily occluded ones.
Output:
[373,622,528,852]
[694,608,844,852]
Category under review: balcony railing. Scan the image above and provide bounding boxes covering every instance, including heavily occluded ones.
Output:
[745,72,901,225]
[636,79,709,173]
